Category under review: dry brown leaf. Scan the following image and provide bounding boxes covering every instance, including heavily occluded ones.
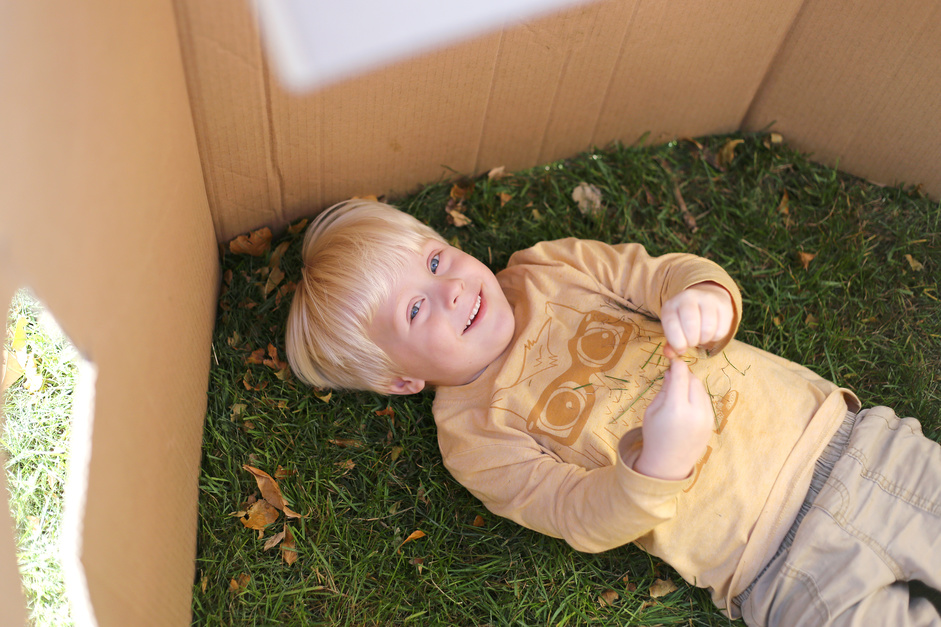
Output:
[242,465,303,518]
[572,182,603,217]
[229,572,251,593]
[599,589,619,607]
[287,219,308,235]
[315,390,332,403]
[450,180,474,201]
[242,371,268,391]
[269,241,290,269]
[764,132,784,148]
[237,500,280,533]
[776,191,790,216]
[390,446,404,462]
[472,515,485,527]
[275,465,296,479]
[499,192,513,207]
[673,185,698,233]
[328,439,363,448]
[649,578,678,598]
[246,348,266,365]
[905,254,924,271]
[375,406,396,419]
[717,139,744,169]
[805,313,819,328]
[487,166,508,180]
[263,530,286,550]
[400,530,426,548]
[797,251,816,270]
[410,557,425,574]
[264,266,285,296]
[229,227,272,256]
[263,344,289,370]
[446,207,472,227]
[281,524,298,565]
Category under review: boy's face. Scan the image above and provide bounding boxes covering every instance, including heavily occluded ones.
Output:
[368,238,515,394]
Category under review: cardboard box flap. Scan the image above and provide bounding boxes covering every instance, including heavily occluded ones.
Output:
[0,2,218,625]
[178,0,806,243]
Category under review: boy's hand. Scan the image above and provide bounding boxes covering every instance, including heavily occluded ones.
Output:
[660,282,734,358]
[635,359,713,481]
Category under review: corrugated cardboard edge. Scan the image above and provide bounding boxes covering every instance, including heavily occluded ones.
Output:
[0,1,218,625]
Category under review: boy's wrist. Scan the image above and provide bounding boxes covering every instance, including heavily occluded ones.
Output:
[633,449,695,482]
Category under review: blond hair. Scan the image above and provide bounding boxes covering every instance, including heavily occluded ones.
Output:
[285,199,445,393]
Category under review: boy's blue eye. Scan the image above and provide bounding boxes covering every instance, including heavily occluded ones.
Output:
[409,301,421,321]
[430,254,439,274]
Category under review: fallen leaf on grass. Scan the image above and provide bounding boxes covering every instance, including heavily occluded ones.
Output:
[281,525,298,565]
[287,219,308,235]
[399,530,426,550]
[237,500,280,536]
[375,406,395,419]
[410,557,425,574]
[573,182,603,217]
[717,139,744,169]
[763,132,784,148]
[905,254,924,271]
[472,515,486,527]
[599,589,619,607]
[229,572,251,593]
[264,266,285,296]
[328,439,363,448]
[487,166,508,180]
[450,180,474,201]
[314,389,332,403]
[243,465,303,518]
[263,529,286,550]
[229,227,272,256]
[649,578,678,598]
[673,185,698,233]
[499,192,513,207]
[797,251,816,270]
[446,206,472,227]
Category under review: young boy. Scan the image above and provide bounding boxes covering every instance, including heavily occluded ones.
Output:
[286,199,941,626]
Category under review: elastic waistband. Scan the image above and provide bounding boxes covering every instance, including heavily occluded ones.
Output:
[732,410,858,610]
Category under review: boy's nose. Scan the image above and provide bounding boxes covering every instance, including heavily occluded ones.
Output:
[443,277,463,307]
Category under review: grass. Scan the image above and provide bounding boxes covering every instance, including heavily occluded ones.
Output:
[193,133,940,626]
[2,290,77,626]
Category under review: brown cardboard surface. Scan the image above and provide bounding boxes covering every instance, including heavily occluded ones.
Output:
[744,0,941,197]
[177,0,817,242]
[0,1,218,625]
[175,0,505,243]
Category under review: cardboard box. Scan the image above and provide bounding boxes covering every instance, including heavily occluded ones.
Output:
[1,0,938,624]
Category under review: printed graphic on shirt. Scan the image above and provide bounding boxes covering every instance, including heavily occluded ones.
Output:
[490,301,743,480]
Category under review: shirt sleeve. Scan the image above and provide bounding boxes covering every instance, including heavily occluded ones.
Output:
[505,238,742,353]
[436,401,693,553]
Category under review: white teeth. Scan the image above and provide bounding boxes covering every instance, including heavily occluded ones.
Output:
[465,294,481,330]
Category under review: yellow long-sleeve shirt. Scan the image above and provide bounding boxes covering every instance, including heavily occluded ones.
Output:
[432,238,859,617]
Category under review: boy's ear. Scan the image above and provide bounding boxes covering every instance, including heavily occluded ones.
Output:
[387,376,425,395]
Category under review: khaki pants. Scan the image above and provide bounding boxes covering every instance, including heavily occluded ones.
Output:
[742,407,941,627]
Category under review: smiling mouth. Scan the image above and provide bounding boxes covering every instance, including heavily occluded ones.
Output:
[464,293,482,331]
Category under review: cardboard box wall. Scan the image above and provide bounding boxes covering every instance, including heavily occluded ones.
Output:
[0,0,938,624]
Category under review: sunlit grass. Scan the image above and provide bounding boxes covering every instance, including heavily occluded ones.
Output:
[2,290,76,626]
